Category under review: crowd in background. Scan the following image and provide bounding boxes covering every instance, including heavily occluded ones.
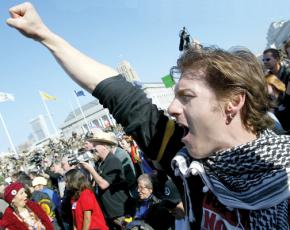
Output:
[0,127,185,229]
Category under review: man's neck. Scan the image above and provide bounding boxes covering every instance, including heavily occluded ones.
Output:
[100,151,110,161]
[112,146,117,154]
[270,63,281,75]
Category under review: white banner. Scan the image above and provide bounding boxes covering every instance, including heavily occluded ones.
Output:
[0,92,15,103]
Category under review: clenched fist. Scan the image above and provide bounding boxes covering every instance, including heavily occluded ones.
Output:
[7,2,49,41]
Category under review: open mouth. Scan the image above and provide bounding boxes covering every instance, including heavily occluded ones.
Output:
[183,126,189,137]
[177,123,189,138]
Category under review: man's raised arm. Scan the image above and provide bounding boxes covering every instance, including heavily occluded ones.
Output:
[6,2,118,93]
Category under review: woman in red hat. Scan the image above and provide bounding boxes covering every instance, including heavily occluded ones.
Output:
[0,182,53,230]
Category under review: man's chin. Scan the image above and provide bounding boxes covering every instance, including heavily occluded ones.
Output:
[186,147,198,159]
[187,148,209,160]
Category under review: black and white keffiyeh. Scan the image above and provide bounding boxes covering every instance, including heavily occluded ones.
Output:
[172,129,290,229]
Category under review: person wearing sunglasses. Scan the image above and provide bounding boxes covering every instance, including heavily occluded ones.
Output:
[263,48,290,85]
[263,48,290,131]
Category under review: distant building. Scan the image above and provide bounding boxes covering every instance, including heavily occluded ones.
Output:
[117,60,140,82]
[29,115,50,142]
[266,20,290,49]
[142,82,174,111]
[60,100,115,139]
[60,60,174,137]
[60,82,174,138]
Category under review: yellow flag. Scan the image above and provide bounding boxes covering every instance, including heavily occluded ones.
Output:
[40,91,56,101]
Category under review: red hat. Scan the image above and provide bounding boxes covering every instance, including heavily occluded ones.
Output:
[4,182,24,204]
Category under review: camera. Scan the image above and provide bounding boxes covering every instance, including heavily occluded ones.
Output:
[78,151,93,162]
[30,152,43,167]
[67,150,93,166]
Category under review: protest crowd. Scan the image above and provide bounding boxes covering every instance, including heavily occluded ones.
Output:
[1,2,290,230]
[0,127,184,230]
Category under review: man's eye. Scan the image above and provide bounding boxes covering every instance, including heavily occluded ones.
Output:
[182,94,194,99]
[180,94,192,102]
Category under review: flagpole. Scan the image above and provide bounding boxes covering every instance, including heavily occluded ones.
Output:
[74,93,91,132]
[39,91,58,135]
[69,101,77,118]
[0,112,18,155]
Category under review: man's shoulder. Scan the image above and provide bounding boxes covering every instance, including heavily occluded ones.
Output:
[115,146,127,154]
[281,61,290,74]
[115,147,131,161]
[42,187,54,194]
[106,152,121,161]
[32,190,50,201]
[103,153,122,168]
[164,179,181,200]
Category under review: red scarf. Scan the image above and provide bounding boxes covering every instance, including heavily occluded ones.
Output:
[130,144,140,163]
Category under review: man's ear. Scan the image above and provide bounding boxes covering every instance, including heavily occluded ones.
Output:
[224,92,246,122]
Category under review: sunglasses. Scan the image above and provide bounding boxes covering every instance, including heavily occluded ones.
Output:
[263,58,271,62]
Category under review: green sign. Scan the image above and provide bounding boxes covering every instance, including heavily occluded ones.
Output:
[162,74,175,88]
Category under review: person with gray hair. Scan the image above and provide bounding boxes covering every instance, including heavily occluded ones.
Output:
[136,174,154,200]
[124,174,158,230]
[84,131,137,190]
[127,173,176,230]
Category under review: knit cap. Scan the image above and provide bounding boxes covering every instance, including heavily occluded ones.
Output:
[4,182,24,204]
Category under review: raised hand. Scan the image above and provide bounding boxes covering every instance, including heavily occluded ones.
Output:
[7,2,118,93]
[6,2,49,41]
[79,161,95,173]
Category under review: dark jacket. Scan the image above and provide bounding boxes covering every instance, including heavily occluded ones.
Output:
[93,75,204,228]
[135,194,160,220]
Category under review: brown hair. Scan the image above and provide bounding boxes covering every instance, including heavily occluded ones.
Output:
[263,48,281,61]
[174,46,273,133]
[65,169,92,200]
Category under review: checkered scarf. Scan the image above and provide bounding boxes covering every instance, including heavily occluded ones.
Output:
[173,129,290,229]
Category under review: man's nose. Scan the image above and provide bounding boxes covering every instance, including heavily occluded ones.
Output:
[168,98,182,117]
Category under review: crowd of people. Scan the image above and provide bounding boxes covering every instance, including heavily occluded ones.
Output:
[1,1,290,229]
[0,129,184,229]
